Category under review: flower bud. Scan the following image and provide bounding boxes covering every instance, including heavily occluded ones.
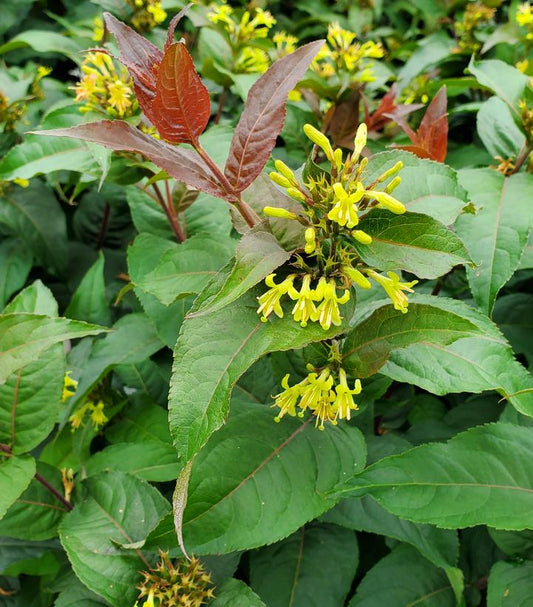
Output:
[342,265,372,289]
[303,123,335,162]
[377,161,403,183]
[263,206,298,220]
[385,176,401,193]
[369,190,406,214]
[274,159,296,182]
[286,187,307,202]
[269,171,292,188]
[304,227,316,254]
[352,123,368,163]
[351,229,373,245]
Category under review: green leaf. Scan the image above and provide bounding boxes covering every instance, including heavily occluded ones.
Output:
[0,31,84,60]
[477,97,526,160]
[0,455,35,519]
[191,226,291,316]
[68,313,162,408]
[161,400,365,554]
[364,151,469,225]
[0,344,64,454]
[489,528,533,559]
[468,58,528,116]
[0,314,106,385]
[354,210,470,279]
[455,169,533,315]
[493,293,533,364]
[128,233,236,306]
[487,561,533,607]
[59,471,170,606]
[66,252,111,326]
[348,544,455,607]
[0,463,66,540]
[54,576,109,607]
[342,300,484,378]
[125,186,173,240]
[336,423,533,530]
[0,239,32,309]
[211,578,265,607]
[0,181,68,275]
[249,524,358,607]
[3,279,58,316]
[168,285,355,463]
[85,442,179,482]
[323,495,458,570]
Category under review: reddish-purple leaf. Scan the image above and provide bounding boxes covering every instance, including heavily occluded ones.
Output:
[224,40,324,193]
[151,42,211,145]
[393,86,448,162]
[34,121,229,199]
[165,4,192,51]
[364,84,424,134]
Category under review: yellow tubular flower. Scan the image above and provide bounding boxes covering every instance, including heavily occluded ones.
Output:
[303,124,335,163]
[352,123,367,163]
[351,229,372,245]
[263,206,298,220]
[332,369,361,421]
[90,401,108,429]
[257,273,296,322]
[62,372,78,402]
[328,182,364,228]
[368,190,406,214]
[289,274,320,327]
[304,227,317,254]
[107,80,133,116]
[273,374,306,421]
[342,265,372,289]
[314,278,350,330]
[298,369,333,415]
[312,394,337,430]
[68,403,90,430]
[367,270,418,313]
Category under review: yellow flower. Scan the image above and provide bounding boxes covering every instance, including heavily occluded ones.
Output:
[273,31,298,56]
[368,190,406,214]
[314,277,350,330]
[303,124,335,163]
[312,394,337,430]
[367,270,418,313]
[89,400,108,430]
[62,372,78,402]
[517,3,533,26]
[235,47,270,74]
[298,369,333,415]
[328,182,364,228]
[288,274,320,327]
[146,3,167,25]
[68,403,90,430]
[342,265,371,289]
[107,80,133,116]
[332,368,361,420]
[304,227,317,254]
[144,589,156,607]
[273,374,306,421]
[92,16,104,42]
[257,273,296,322]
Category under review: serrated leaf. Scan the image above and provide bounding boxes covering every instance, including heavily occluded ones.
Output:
[152,42,210,144]
[34,122,232,200]
[487,561,533,606]
[0,463,66,540]
[354,210,470,278]
[468,58,528,115]
[363,151,469,225]
[341,301,484,378]
[128,233,236,306]
[66,252,111,326]
[0,181,68,275]
[249,524,358,607]
[168,286,355,463]
[0,455,35,520]
[0,314,106,385]
[224,40,324,193]
[323,495,458,570]
[171,400,365,554]
[3,279,58,316]
[59,471,170,606]
[211,578,265,606]
[191,226,291,316]
[336,423,533,529]
[455,169,533,315]
[477,97,526,160]
[349,544,455,607]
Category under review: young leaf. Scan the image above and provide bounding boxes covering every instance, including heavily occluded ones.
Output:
[0,314,106,385]
[394,86,448,162]
[455,169,533,315]
[224,40,324,193]
[0,455,35,520]
[33,122,232,200]
[151,42,211,144]
[349,544,455,607]
[487,561,533,606]
[168,286,355,464]
[59,471,170,606]
[354,210,470,279]
[336,423,533,530]
[249,524,358,607]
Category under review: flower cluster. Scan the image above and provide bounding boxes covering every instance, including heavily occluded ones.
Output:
[311,23,383,82]
[207,3,275,74]
[73,52,138,118]
[68,399,108,431]
[136,552,214,607]
[62,372,78,402]
[454,3,495,53]
[517,2,533,34]
[257,122,418,330]
[128,0,167,32]
[273,366,361,430]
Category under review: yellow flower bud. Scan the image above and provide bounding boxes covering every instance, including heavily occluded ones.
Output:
[385,176,402,193]
[351,229,373,245]
[369,190,406,214]
[286,187,307,202]
[303,124,335,162]
[263,206,298,220]
[377,161,403,183]
[304,227,316,254]
[269,171,292,188]
[342,265,372,289]
[274,159,296,182]
[352,123,368,163]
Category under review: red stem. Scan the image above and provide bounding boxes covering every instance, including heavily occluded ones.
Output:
[152,183,184,242]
